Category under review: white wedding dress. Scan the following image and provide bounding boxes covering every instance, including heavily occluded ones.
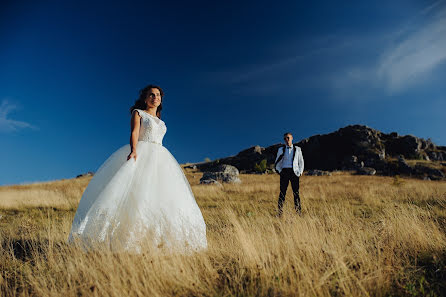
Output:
[68,109,207,253]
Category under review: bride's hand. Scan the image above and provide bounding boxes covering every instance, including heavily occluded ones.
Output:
[127,151,137,161]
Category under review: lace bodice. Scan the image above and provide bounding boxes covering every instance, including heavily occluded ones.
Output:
[133,109,167,145]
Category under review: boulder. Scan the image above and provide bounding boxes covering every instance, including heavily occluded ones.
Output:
[236,145,264,157]
[76,172,94,178]
[343,155,360,169]
[200,164,241,184]
[413,165,445,180]
[184,164,197,169]
[305,170,332,176]
[397,155,412,174]
[427,150,446,161]
[356,167,376,175]
[199,179,222,186]
[378,149,386,160]
[387,135,423,159]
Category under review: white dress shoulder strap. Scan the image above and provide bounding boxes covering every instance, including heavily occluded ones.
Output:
[133,109,143,117]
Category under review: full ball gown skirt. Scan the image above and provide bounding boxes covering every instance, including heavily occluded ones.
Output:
[68,109,207,253]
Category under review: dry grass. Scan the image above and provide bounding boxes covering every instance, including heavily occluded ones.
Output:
[0,178,88,210]
[1,170,445,296]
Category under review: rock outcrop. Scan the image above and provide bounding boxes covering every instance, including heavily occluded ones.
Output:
[194,125,446,180]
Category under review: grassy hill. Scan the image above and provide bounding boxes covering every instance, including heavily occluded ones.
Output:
[1,169,445,296]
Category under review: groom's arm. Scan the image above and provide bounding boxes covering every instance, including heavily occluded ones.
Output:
[297,148,304,176]
[274,147,284,164]
[274,148,281,163]
[274,147,284,173]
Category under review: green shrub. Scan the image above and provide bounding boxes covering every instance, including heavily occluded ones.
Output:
[254,159,267,173]
[392,175,405,187]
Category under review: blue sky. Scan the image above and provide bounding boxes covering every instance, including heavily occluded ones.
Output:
[1,0,446,185]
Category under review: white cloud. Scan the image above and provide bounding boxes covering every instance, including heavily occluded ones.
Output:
[378,8,446,91]
[209,35,354,85]
[332,4,446,96]
[0,99,37,132]
[204,2,446,99]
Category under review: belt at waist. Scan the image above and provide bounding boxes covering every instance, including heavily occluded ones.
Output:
[139,140,163,145]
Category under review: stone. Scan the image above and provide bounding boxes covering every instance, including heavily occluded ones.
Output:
[305,169,332,176]
[76,172,94,178]
[343,155,364,170]
[378,149,386,160]
[414,165,445,179]
[397,155,412,174]
[236,145,263,156]
[199,178,222,186]
[200,164,241,183]
[388,135,423,159]
[356,167,376,175]
[398,155,407,164]
[184,164,197,169]
[427,150,446,161]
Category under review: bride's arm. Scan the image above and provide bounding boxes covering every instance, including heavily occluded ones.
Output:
[130,110,141,153]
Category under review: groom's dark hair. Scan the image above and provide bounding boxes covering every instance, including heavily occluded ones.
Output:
[283,132,292,137]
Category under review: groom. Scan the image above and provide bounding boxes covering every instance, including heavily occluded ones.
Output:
[274,132,304,216]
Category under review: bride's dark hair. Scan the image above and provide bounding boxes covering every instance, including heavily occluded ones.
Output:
[129,84,164,119]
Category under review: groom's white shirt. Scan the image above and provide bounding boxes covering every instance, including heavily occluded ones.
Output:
[282,146,294,168]
[275,145,304,177]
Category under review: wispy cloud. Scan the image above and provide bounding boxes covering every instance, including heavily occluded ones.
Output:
[333,3,446,95]
[206,2,446,99]
[202,36,356,97]
[207,35,352,85]
[0,99,38,132]
[378,9,446,91]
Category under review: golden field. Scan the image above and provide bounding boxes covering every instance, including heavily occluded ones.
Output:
[0,169,445,297]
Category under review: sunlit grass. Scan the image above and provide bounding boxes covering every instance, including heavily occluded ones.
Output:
[1,170,445,296]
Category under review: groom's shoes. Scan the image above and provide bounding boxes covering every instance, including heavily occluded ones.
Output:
[294,204,302,216]
[276,209,302,217]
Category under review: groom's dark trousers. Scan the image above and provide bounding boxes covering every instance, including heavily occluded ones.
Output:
[278,168,301,215]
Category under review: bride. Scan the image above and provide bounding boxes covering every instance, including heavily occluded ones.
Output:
[68,84,207,253]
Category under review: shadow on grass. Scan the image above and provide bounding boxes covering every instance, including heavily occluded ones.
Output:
[391,251,446,297]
